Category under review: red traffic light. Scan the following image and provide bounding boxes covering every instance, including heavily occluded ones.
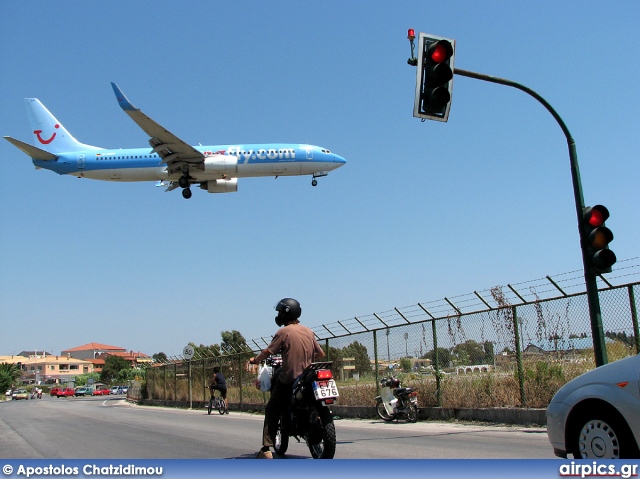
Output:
[584,205,609,227]
[427,40,453,63]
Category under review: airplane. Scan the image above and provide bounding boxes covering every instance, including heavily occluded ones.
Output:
[4,83,347,199]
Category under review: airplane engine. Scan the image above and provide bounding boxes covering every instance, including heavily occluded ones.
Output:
[203,154,238,177]
[202,178,238,193]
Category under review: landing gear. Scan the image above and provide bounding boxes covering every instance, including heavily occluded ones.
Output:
[182,188,192,199]
[178,175,190,188]
[311,171,327,187]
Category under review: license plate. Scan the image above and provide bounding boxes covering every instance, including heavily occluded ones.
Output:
[312,379,339,400]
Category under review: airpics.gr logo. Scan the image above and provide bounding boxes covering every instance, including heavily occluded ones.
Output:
[34,124,59,144]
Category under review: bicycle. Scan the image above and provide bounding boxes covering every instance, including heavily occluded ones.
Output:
[207,392,226,415]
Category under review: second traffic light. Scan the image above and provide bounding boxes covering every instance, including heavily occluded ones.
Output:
[413,33,456,122]
[583,205,616,274]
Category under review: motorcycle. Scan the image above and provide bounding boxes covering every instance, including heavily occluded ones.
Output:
[266,356,339,459]
[31,388,42,399]
[375,376,418,423]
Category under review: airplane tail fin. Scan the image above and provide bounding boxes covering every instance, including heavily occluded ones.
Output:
[24,98,104,153]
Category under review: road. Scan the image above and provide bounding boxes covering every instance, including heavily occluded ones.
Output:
[0,395,555,459]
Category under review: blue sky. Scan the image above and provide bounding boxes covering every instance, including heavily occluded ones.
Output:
[1,1,638,358]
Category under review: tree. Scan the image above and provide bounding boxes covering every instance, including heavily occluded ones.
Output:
[423,348,452,369]
[452,340,486,366]
[399,357,412,373]
[101,356,131,383]
[220,330,251,355]
[152,352,168,363]
[482,341,495,364]
[0,363,21,393]
[341,341,372,375]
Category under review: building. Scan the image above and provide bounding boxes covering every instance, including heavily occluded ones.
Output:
[62,343,127,361]
[16,354,94,385]
[96,350,152,368]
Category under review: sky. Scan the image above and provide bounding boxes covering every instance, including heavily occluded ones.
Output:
[1,1,638,359]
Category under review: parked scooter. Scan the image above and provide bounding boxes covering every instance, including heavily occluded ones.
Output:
[266,356,339,459]
[375,376,418,422]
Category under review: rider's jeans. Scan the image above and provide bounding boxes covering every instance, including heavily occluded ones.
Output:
[262,380,293,448]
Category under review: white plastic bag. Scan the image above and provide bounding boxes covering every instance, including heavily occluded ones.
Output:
[258,364,271,392]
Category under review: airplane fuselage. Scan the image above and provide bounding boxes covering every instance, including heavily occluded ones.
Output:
[34,143,344,182]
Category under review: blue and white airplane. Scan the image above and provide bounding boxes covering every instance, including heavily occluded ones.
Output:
[4,83,347,199]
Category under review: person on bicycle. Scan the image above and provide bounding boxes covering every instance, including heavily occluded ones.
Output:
[209,367,228,413]
[249,298,325,459]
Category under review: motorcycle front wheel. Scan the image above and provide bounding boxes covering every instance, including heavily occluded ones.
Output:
[273,414,289,456]
[375,401,394,422]
[307,407,336,459]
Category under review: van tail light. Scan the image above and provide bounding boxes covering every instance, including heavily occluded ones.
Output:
[317,369,333,380]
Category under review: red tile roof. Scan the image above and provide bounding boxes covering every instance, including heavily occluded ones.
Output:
[62,343,126,352]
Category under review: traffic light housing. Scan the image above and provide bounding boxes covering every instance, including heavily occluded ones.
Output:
[583,205,616,274]
[413,33,456,122]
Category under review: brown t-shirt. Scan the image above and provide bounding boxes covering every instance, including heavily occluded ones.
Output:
[266,322,324,384]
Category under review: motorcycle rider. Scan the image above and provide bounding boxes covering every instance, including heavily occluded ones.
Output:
[249,298,325,459]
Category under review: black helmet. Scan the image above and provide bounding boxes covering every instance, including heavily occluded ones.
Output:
[274,298,301,326]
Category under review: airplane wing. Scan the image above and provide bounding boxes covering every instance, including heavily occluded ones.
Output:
[4,136,58,160]
[110,83,204,176]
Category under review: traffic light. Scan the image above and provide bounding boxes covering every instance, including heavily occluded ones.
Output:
[583,205,616,274]
[413,33,456,122]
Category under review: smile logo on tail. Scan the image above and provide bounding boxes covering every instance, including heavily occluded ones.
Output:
[34,124,60,144]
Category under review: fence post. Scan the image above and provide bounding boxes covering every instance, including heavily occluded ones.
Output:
[163,364,167,401]
[372,330,379,396]
[174,363,177,401]
[239,354,244,405]
[431,317,442,407]
[512,305,526,407]
[629,285,640,355]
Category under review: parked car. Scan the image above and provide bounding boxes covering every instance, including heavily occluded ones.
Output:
[56,388,75,398]
[547,354,640,459]
[12,389,29,400]
[5,389,13,397]
[92,387,110,396]
[49,387,62,397]
[109,386,122,395]
[74,387,89,397]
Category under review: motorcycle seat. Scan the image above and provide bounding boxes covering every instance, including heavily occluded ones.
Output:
[393,387,414,395]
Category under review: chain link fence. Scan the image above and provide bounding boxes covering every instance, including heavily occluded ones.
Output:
[141,279,639,411]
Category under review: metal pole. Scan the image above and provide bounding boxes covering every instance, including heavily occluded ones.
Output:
[188,359,192,409]
[629,285,640,355]
[373,330,379,396]
[454,68,608,366]
[431,317,441,407]
[512,306,526,407]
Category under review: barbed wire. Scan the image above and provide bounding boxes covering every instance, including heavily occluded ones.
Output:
[156,258,640,363]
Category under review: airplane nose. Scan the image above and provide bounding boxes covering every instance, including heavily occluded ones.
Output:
[334,154,347,166]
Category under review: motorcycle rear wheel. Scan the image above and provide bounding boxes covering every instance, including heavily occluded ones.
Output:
[274,414,289,456]
[307,407,336,459]
[375,401,394,422]
[406,404,418,423]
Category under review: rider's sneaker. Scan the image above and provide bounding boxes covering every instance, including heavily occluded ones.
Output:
[256,450,273,459]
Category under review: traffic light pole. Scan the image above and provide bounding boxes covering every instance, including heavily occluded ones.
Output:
[453,68,608,366]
